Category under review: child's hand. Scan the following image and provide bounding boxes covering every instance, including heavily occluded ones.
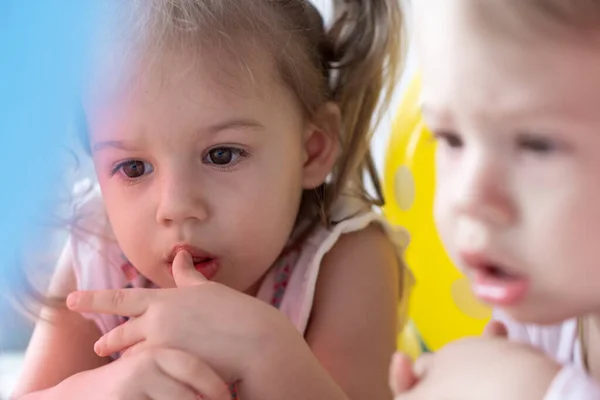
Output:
[66,250,302,383]
[389,337,561,400]
[389,320,509,395]
[70,347,229,400]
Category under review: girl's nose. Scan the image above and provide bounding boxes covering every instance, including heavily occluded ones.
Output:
[155,168,209,227]
[452,152,516,228]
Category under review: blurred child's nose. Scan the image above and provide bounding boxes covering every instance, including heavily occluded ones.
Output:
[452,150,516,228]
[155,164,209,227]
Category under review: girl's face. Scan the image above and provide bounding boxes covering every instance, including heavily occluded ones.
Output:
[85,50,336,292]
[416,0,600,324]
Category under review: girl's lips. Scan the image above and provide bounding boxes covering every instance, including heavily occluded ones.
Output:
[166,244,214,263]
[471,266,530,306]
[192,258,219,280]
[165,244,219,280]
[460,251,530,306]
[167,258,220,280]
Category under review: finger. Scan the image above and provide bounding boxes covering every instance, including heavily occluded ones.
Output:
[145,368,199,400]
[95,319,146,357]
[121,338,165,360]
[66,288,151,317]
[393,362,431,400]
[483,320,508,338]
[394,354,434,400]
[155,349,230,400]
[172,250,208,288]
[120,340,147,359]
[412,353,434,379]
[389,352,418,395]
[394,387,425,400]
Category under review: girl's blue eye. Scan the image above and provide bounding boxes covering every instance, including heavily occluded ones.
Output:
[204,147,246,166]
[113,160,154,178]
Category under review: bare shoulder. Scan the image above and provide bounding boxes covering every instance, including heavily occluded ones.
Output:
[305,223,401,400]
[320,222,401,298]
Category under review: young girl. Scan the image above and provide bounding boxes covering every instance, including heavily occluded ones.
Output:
[12,1,409,399]
[389,0,600,399]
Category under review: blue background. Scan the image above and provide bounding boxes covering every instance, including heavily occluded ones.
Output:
[0,1,98,349]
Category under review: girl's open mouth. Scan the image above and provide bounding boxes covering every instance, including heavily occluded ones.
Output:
[190,257,219,280]
[167,257,220,280]
[461,252,530,306]
[165,245,220,280]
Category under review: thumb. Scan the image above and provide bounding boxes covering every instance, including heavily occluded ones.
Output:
[389,352,418,395]
[172,250,208,288]
[393,353,434,400]
[483,320,508,338]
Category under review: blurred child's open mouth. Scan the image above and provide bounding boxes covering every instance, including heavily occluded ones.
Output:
[460,251,530,306]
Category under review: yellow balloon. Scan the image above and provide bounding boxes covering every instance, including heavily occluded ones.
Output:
[386,74,492,352]
[397,320,425,361]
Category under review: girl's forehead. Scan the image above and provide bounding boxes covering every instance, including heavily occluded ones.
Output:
[85,43,290,113]
[415,3,600,127]
[84,46,305,145]
[415,0,600,45]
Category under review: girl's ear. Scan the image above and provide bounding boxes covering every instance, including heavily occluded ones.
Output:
[301,102,341,189]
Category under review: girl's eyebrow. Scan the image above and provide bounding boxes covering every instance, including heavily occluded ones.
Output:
[420,103,454,126]
[92,118,266,153]
[92,139,141,153]
[205,118,265,135]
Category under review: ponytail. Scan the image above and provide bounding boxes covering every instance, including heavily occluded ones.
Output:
[323,0,404,215]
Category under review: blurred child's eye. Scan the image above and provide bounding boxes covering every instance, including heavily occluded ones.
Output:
[111,160,154,179]
[517,134,557,154]
[434,131,463,149]
[204,147,247,167]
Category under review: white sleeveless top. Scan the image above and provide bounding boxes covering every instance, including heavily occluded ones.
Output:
[494,310,600,399]
[67,181,411,338]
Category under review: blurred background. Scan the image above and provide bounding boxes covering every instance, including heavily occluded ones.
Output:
[0,0,415,395]
[0,1,100,394]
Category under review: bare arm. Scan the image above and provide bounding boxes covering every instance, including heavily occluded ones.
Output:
[306,224,400,399]
[12,243,111,398]
[243,224,401,400]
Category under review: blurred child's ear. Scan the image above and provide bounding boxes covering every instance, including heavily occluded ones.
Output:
[301,102,341,189]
